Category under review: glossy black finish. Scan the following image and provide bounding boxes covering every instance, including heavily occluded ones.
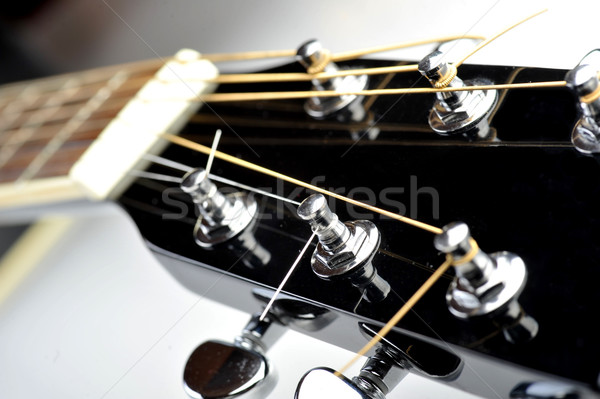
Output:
[119,59,600,397]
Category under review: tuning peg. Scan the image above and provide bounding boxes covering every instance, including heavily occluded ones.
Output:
[566,50,600,154]
[183,313,283,399]
[180,167,258,247]
[434,222,538,343]
[295,347,407,399]
[418,50,497,139]
[297,193,390,302]
[296,39,368,121]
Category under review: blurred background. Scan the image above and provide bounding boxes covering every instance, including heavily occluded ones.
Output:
[1,1,599,398]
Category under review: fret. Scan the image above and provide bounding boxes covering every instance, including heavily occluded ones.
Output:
[2,96,130,133]
[16,71,130,184]
[0,72,156,118]
[0,79,81,170]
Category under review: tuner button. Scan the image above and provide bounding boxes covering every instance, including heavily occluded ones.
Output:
[298,194,390,302]
[184,340,268,399]
[295,368,370,399]
[510,381,580,399]
[183,313,281,399]
[296,349,407,399]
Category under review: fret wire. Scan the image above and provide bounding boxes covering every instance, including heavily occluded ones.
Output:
[0,78,82,169]
[0,74,155,117]
[0,119,112,149]
[0,58,163,106]
[16,71,130,184]
[3,97,129,133]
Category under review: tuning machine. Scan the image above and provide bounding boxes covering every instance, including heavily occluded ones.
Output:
[183,312,283,399]
[297,193,390,303]
[418,50,498,139]
[434,222,538,343]
[180,167,270,267]
[296,39,368,121]
[566,49,600,154]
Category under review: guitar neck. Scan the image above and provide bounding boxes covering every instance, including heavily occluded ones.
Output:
[0,50,217,212]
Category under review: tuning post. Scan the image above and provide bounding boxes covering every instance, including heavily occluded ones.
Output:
[418,50,497,138]
[297,193,390,302]
[434,222,538,343]
[566,51,600,154]
[296,39,368,121]
[180,167,258,248]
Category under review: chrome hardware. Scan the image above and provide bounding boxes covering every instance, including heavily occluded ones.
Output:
[180,167,257,247]
[566,50,600,153]
[297,193,390,302]
[511,381,580,399]
[296,39,368,120]
[295,350,407,399]
[418,50,497,138]
[434,222,538,343]
[183,313,283,399]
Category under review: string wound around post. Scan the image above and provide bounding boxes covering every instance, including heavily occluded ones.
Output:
[418,50,497,139]
[434,222,538,344]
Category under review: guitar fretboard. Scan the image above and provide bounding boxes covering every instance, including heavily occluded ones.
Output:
[0,60,163,184]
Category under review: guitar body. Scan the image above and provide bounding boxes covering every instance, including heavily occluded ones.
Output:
[120,60,600,398]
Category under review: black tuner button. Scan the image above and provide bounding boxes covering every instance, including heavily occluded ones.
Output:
[183,340,268,399]
[183,313,280,399]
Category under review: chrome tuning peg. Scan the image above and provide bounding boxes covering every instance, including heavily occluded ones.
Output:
[295,348,407,399]
[418,50,497,138]
[566,49,600,154]
[296,39,368,121]
[297,193,390,302]
[183,313,283,399]
[180,167,258,247]
[434,222,538,343]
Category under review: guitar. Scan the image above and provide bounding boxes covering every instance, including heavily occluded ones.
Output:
[2,3,600,399]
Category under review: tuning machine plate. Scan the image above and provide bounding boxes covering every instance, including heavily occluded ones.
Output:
[418,50,498,139]
[296,39,368,121]
[297,193,390,302]
[566,49,600,154]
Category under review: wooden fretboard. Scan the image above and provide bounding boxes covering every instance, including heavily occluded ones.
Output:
[0,50,218,211]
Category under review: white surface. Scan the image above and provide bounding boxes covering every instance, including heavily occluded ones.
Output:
[0,205,480,399]
[2,1,598,398]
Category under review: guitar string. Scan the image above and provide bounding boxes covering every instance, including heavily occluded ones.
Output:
[131,166,302,206]
[335,238,480,377]
[143,9,552,103]
[258,232,317,322]
[0,34,483,116]
[335,256,454,376]
[160,133,443,234]
[454,8,547,67]
[204,129,222,176]
[198,34,486,63]
[156,80,567,103]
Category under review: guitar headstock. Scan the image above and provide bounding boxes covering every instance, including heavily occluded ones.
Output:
[118,35,600,399]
